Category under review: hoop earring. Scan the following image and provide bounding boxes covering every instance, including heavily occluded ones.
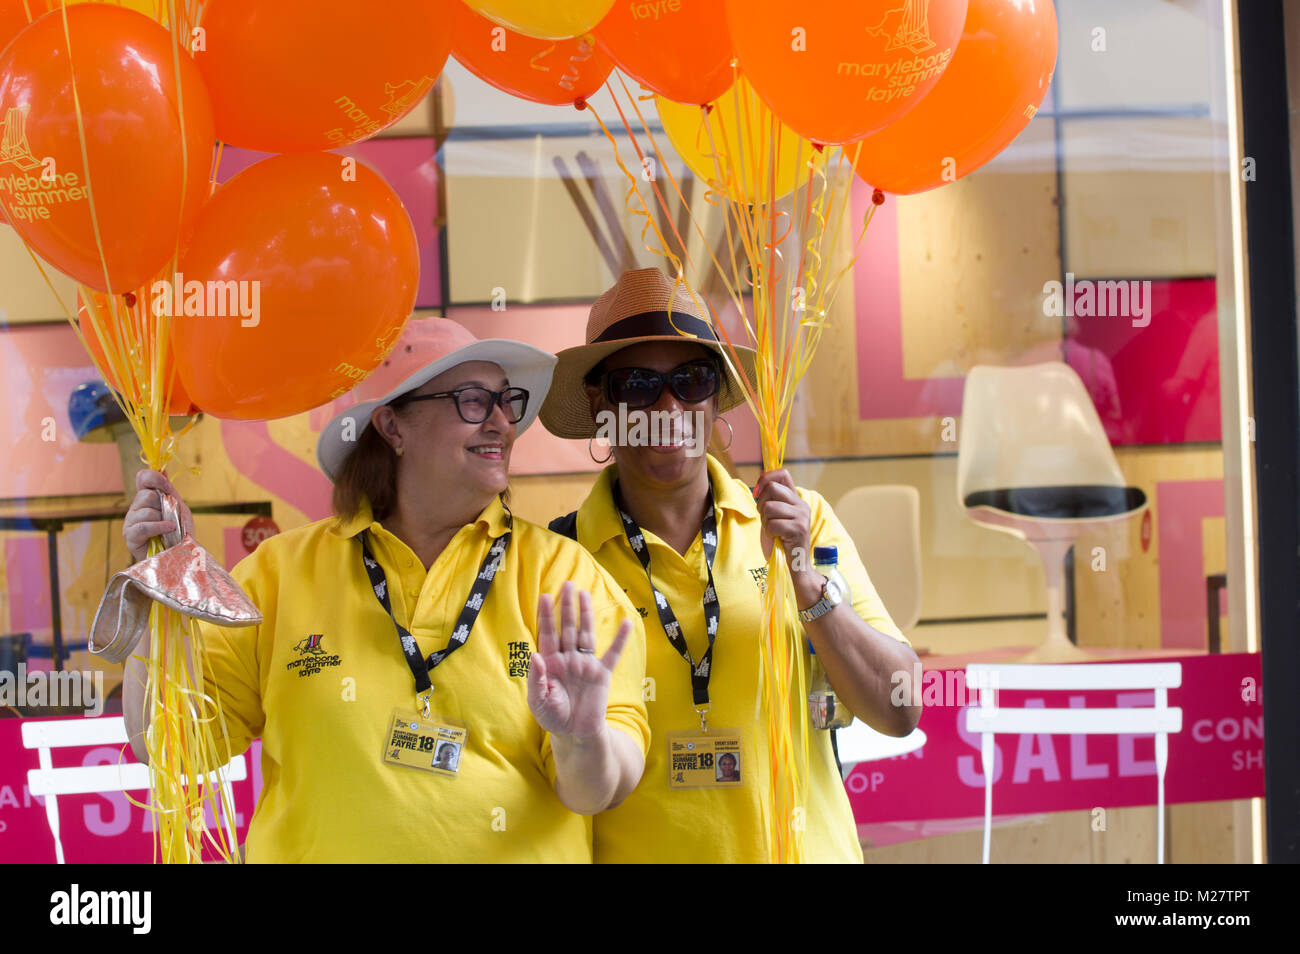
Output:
[714,417,734,452]
[589,437,613,464]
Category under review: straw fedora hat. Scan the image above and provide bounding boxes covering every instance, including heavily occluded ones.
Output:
[540,267,756,440]
[316,318,556,482]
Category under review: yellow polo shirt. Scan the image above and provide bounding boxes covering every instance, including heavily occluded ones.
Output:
[572,455,907,864]
[196,495,649,863]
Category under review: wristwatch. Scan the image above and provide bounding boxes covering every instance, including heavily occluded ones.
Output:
[798,575,843,623]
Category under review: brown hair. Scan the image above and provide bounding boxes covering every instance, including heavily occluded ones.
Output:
[332,419,400,524]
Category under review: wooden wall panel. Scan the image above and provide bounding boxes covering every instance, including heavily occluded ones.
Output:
[899,124,1063,380]
[864,799,1244,864]
[1072,446,1224,650]
[1061,119,1219,279]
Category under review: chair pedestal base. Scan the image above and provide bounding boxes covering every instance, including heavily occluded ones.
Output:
[966,509,1139,663]
[1014,638,1094,664]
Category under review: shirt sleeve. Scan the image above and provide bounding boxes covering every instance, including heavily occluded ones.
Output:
[192,551,270,766]
[801,488,910,645]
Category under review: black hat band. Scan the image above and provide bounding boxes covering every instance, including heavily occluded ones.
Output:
[591,310,717,345]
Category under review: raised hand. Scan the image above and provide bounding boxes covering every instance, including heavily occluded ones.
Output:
[527,581,631,743]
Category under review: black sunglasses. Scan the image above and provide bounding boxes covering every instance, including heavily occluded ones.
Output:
[602,359,721,409]
[391,386,530,424]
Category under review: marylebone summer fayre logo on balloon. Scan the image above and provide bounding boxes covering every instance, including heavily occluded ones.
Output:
[0,108,88,224]
[838,3,955,106]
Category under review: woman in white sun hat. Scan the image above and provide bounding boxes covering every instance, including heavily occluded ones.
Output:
[541,267,919,864]
[120,318,649,863]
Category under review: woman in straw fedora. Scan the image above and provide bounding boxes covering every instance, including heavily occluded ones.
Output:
[120,319,648,862]
[541,267,920,863]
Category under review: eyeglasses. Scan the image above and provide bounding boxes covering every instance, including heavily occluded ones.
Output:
[391,386,530,424]
[603,359,721,409]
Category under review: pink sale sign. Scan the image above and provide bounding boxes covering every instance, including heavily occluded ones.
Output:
[846,652,1264,825]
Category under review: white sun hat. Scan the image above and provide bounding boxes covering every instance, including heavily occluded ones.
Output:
[315,318,556,482]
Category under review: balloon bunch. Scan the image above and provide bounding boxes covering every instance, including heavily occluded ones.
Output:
[0,0,445,862]
[586,0,1056,863]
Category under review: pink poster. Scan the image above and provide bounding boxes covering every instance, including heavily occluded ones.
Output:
[847,651,1263,828]
[0,720,259,864]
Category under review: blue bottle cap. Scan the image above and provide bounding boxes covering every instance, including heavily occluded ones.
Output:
[813,545,838,564]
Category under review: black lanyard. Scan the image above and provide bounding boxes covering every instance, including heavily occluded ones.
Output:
[360,523,511,717]
[613,482,720,720]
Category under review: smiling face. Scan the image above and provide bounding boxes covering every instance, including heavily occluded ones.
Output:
[373,360,517,511]
[586,341,719,488]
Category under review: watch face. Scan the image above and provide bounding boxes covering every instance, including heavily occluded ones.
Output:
[824,579,842,605]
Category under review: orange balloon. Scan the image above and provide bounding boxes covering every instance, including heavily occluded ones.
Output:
[194,0,454,152]
[77,290,198,416]
[853,0,1057,194]
[725,0,968,145]
[172,153,419,421]
[0,6,214,292]
[451,1,613,105]
[1,0,35,52]
[595,0,734,105]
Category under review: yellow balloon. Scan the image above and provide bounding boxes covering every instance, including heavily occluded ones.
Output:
[60,0,169,25]
[656,76,826,204]
[465,0,614,40]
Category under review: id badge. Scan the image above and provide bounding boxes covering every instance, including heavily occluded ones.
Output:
[382,709,468,778]
[667,728,744,789]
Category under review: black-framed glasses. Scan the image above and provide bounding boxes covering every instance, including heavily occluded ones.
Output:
[603,359,721,409]
[391,386,530,424]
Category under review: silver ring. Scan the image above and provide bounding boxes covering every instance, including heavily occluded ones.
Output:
[576,647,595,654]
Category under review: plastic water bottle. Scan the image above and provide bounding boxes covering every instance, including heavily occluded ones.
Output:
[808,546,854,730]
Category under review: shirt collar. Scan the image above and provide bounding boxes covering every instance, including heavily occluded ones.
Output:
[328,495,512,540]
[706,453,759,520]
[578,453,757,549]
[475,495,513,539]
[329,498,378,540]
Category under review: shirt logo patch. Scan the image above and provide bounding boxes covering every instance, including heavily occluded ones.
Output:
[621,587,649,618]
[294,634,325,656]
[749,566,768,594]
[507,641,531,678]
[287,634,342,678]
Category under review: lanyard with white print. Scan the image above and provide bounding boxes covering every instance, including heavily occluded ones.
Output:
[360,525,511,718]
[613,482,720,729]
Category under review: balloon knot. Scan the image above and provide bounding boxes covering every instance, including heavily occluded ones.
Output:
[811,142,825,153]
[703,102,715,115]
[123,292,137,308]
[574,97,587,111]
[872,189,886,206]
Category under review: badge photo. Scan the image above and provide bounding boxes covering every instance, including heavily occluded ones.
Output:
[666,728,744,790]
